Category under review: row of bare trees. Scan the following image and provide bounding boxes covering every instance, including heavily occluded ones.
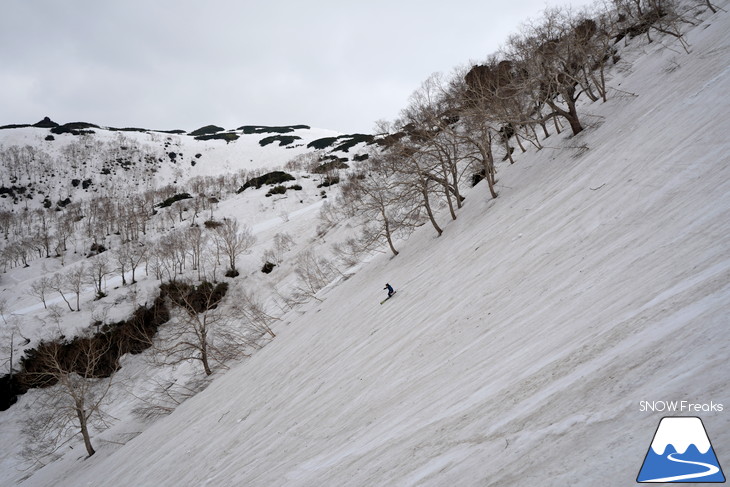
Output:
[24,218,255,316]
[333,0,708,255]
[0,178,241,274]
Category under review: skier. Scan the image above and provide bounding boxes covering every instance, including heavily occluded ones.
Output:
[384,283,395,298]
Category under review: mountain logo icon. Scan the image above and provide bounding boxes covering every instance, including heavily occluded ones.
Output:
[637,416,725,483]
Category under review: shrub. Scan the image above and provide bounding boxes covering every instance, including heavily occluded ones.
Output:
[266,185,287,196]
[160,281,229,313]
[472,169,487,187]
[332,134,374,152]
[204,220,223,229]
[239,124,310,134]
[261,261,276,274]
[307,133,374,151]
[307,137,339,150]
[237,171,295,192]
[317,176,340,188]
[259,135,301,147]
[0,124,31,130]
[108,127,149,133]
[194,132,239,143]
[158,192,192,208]
[188,125,224,136]
[89,243,107,255]
[50,122,99,135]
[0,295,172,410]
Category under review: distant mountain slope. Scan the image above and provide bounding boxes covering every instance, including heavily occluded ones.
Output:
[0,121,370,209]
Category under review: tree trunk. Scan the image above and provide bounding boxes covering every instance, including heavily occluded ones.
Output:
[546,98,583,136]
[444,187,457,220]
[58,289,75,312]
[421,187,442,236]
[201,339,212,376]
[382,214,399,256]
[479,146,498,199]
[76,406,96,457]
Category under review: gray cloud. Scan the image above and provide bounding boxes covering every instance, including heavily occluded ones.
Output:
[1,0,594,133]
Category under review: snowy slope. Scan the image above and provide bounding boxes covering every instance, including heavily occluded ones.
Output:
[7,6,730,487]
[0,122,347,209]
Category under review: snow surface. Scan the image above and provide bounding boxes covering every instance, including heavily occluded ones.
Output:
[2,4,729,486]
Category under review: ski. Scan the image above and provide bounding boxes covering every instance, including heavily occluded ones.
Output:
[380,290,396,305]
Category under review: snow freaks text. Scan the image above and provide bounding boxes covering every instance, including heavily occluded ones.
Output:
[639,401,724,413]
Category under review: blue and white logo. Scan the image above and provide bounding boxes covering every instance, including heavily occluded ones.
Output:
[637,416,725,483]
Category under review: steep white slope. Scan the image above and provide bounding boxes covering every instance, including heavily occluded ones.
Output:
[17,7,730,487]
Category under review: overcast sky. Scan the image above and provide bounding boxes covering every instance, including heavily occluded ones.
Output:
[1,0,595,134]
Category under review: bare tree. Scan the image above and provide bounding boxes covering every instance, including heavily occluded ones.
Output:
[0,297,29,379]
[507,8,595,136]
[65,264,86,312]
[262,232,294,266]
[292,249,341,301]
[612,0,693,50]
[185,226,208,281]
[338,151,421,253]
[383,138,445,237]
[453,64,509,197]
[400,73,471,216]
[126,241,148,284]
[155,281,246,376]
[87,254,112,299]
[230,289,280,340]
[130,376,206,421]
[33,208,55,259]
[28,276,53,309]
[113,245,131,286]
[0,210,14,240]
[21,335,118,459]
[212,218,256,277]
[49,274,75,312]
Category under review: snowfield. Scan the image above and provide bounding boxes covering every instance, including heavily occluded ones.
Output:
[2,4,729,486]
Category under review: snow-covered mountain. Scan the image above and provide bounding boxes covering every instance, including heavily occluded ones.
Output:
[0,120,371,209]
[1,2,729,486]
